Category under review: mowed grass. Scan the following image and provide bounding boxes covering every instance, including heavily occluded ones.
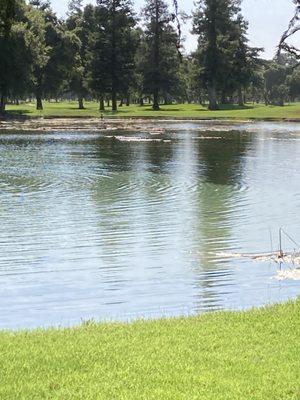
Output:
[0,300,299,399]
[5,101,300,120]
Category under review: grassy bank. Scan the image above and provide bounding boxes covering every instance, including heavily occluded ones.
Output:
[4,101,300,120]
[0,300,299,399]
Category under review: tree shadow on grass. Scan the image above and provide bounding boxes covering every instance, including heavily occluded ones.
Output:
[6,109,31,115]
[116,104,256,113]
[194,104,256,112]
[142,107,182,112]
[4,110,32,120]
[68,107,99,111]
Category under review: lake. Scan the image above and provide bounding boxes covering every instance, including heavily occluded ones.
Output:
[0,120,299,329]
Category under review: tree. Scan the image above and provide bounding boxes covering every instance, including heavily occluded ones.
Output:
[0,0,16,113]
[141,0,181,110]
[0,0,33,114]
[87,0,136,112]
[228,15,262,106]
[28,1,79,110]
[193,0,242,110]
[66,0,89,109]
[85,4,109,110]
[264,64,289,106]
[287,68,300,101]
[26,3,50,110]
[43,15,80,101]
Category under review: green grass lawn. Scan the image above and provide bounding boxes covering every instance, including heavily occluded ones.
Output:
[5,101,300,120]
[0,300,299,399]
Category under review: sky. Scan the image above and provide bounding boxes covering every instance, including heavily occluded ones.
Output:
[50,0,298,59]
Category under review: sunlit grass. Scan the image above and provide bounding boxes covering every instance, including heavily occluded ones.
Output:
[0,299,299,399]
[5,101,300,120]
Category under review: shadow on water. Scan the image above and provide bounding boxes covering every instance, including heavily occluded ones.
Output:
[192,133,251,309]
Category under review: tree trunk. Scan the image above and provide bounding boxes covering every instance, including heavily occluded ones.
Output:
[0,94,5,115]
[238,86,244,107]
[139,97,144,106]
[126,95,130,106]
[99,96,105,112]
[153,91,160,111]
[112,91,117,111]
[185,89,191,104]
[36,93,43,111]
[221,91,227,104]
[78,97,85,110]
[208,83,218,110]
[119,98,123,107]
[264,92,269,106]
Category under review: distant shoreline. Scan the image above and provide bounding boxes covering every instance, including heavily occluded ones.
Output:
[1,115,300,125]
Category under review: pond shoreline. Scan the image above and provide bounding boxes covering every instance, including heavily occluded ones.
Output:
[1,115,300,133]
[1,114,300,122]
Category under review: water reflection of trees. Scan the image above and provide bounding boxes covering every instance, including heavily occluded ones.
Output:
[88,130,252,314]
[192,132,251,310]
[90,138,177,278]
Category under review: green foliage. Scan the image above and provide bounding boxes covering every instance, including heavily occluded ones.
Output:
[0,0,16,37]
[264,64,289,106]
[27,2,81,109]
[193,0,240,109]
[192,0,262,110]
[140,0,181,110]
[86,0,137,111]
[66,0,89,109]
[0,0,32,112]
[0,0,297,114]
[287,68,300,100]
[0,300,299,399]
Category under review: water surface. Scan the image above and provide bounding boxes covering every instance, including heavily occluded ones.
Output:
[0,121,299,329]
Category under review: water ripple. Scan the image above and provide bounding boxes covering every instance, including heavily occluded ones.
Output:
[0,122,300,329]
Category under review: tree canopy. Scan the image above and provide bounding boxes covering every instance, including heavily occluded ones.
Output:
[0,0,299,115]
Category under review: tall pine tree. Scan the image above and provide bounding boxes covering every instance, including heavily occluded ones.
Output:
[87,0,136,112]
[141,0,181,110]
[193,0,241,110]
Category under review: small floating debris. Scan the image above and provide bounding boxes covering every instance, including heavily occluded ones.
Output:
[217,251,300,265]
[192,136,223,140]
[148,128,166,135]
[109,135,170,143]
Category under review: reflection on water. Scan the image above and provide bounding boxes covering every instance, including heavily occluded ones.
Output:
[0,122,299,329]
